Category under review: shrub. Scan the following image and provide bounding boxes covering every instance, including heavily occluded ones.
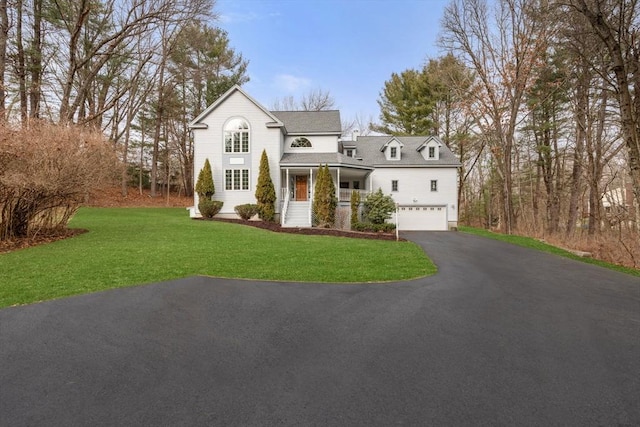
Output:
[255,150,276,222]
[234,204,259,220]
[199,200,223,218]
[352,222,396,233]
[195,158,215,198]
[363,188,396,224]
[0,122,117,240]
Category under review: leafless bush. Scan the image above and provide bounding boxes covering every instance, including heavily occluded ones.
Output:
[0,122,117,240]
[334,207,351,230]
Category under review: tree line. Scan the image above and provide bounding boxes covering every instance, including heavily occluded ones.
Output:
[0,0,249,198]
[375,0,639,242]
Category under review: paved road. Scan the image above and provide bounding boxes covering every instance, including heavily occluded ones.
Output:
[1,232,638,426]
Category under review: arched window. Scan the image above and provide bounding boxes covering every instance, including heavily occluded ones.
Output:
[291,137,312,148]
[224,118,250,153]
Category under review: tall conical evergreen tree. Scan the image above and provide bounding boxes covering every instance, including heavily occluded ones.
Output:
[195,158,215,199]
[255,150,276,221]
[313,164,337,227]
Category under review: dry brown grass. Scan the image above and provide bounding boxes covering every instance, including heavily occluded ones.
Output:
[543,231,640,269]
[85,186,192,208]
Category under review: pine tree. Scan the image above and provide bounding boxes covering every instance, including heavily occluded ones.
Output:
[313,164,337,227]
[195,158,214,198]
[255,150,276,222]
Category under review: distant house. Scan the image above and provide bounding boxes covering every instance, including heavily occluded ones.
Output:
[188,85,461,231]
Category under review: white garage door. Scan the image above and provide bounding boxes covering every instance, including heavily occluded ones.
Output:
[397,206,447,231]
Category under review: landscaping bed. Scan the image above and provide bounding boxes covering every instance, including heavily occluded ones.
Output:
[0,228,88,254]
[206,217,404,241]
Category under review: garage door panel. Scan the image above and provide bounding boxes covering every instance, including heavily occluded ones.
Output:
[397,206,447,231]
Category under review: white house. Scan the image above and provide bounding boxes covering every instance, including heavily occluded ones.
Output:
[188,85,461,231]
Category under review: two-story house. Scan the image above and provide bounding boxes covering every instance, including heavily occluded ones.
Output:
[188,85,461,231]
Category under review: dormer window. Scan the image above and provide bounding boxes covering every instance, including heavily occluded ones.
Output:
[381,137,404,161]
[417,137,442,161]
[291,137,312,148]
[345,148,355,157]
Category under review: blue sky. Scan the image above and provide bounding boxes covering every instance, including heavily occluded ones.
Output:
[215,0,450,125]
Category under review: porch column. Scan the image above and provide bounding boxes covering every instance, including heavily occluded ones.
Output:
[337,168,340,200]
[309,168,313,225]
[369,174,373,193]
[286,168,290,198]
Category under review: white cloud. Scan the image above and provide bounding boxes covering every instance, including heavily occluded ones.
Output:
[219,11,281,24]
[219,11,259,24]
[273,74,312,93]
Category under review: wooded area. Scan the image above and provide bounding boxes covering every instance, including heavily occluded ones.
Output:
[374,0,638,266]
[0,0,248,199]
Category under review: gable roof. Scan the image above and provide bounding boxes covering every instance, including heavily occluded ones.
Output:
[270,110,342,135]
[354,136,462,167]
[188,85,283,130]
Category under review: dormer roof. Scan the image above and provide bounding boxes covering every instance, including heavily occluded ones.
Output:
[416,135,442,152]
[379,136,405,152]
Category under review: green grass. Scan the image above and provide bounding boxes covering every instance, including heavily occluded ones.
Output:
[0,208,436,308]
[459,226,640,277]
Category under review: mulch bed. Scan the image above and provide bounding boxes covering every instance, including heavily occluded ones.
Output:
[0,228,88,254]
[201,217,405,241]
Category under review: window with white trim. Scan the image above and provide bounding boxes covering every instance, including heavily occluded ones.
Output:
[390,147,398,158]
[224,118,249,153]
[428,146,436,158]
[430,180,438,192]
[225,169,250,190]
[392,180,399,192]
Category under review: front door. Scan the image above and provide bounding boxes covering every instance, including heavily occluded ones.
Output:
[295,176,308,201]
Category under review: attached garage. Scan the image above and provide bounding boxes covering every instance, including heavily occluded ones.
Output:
[397,205,448,231]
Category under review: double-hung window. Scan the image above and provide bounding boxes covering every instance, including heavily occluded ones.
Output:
[428,146,436,158]
[430,180,438,192]
[225,169,250,191]
[390,147,397,159]
[392,180,399,192]
[224,118,249,153]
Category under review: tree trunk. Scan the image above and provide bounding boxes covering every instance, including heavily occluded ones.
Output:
[28,0,42,119]
[0,0,7,120]
[16,0,27,123]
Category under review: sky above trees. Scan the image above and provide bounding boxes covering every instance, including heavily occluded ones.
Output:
[215,0,448,120]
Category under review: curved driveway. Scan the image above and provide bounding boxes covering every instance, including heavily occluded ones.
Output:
[1,232,639,426]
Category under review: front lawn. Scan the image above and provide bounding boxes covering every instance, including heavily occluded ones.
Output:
[0,208,435,308]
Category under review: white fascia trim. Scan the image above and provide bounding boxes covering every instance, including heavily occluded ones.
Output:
[188,84,284,129]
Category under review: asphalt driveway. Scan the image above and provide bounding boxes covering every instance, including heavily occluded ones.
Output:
[1,232,638,426]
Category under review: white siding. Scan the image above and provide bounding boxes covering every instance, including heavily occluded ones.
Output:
[370,167,458,226]
[283,135,338,153]
[193,90,283,217]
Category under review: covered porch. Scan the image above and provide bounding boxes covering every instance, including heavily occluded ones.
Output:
[278,155,373,227]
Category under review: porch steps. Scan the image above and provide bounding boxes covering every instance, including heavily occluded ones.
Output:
[283,201,311,227]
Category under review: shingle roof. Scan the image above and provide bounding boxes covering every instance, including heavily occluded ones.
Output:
[354,136,462,167]
[280,152,374,169]
[270,110,342,134]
